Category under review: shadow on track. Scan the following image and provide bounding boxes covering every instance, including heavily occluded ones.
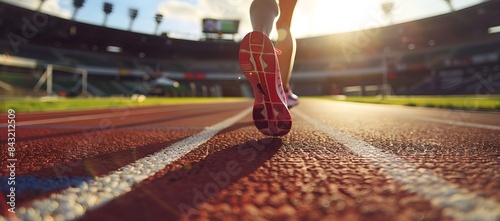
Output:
[80,138,283,221]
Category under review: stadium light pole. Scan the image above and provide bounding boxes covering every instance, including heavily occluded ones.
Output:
[443,0,455,11]
[72,0,85,20]
[154,13,164,35]
[128,8,139,31]
[103,2,113,26]
[37,0,46,11]
[380,1,394,98]
[381,2,394,25]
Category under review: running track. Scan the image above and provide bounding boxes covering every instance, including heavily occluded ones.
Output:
[1,98,499,221]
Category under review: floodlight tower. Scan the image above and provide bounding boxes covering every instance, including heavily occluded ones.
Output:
[37,0,46,11]
[381,2,394,25]
[380,1,394,98]
[443,0,455,11]
[103,2,113,26]
[154,13,164,35]
[72,0,85,20]
[128,8,139,31]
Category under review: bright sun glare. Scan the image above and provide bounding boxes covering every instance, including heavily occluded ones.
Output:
[292,0,382,37]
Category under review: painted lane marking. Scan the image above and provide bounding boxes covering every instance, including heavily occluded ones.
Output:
[9,108,252,221]
[294,110,500,221]
[401,115,500,131]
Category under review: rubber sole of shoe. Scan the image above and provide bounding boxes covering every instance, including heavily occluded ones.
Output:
[238,31,292,136]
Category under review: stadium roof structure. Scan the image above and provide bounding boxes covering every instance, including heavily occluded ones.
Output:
[295,0,500,61]
[1,0,499,62]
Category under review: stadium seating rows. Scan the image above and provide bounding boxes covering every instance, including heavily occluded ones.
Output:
[0,1,499,97]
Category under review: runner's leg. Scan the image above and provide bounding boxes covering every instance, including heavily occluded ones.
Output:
[275,0,298,91]
[249,0,279,36]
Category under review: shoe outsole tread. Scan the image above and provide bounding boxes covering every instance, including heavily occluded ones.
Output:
[239,31,292,136]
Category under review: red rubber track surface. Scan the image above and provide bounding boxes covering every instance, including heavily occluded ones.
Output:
[0,99,499,220]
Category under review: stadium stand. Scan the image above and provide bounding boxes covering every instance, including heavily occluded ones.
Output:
[0,0,499,97]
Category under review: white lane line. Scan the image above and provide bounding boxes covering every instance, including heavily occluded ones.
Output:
[10,108,252,221]
[402,115,500,131]
[294,110,500,221]
[3,106,197,126]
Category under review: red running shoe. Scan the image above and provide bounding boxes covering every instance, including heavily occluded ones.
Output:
[238,31,292,136]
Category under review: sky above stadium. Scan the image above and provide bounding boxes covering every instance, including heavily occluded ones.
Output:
[2,0,484,40]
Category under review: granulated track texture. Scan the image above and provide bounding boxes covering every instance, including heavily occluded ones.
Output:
[1,99,498,221]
